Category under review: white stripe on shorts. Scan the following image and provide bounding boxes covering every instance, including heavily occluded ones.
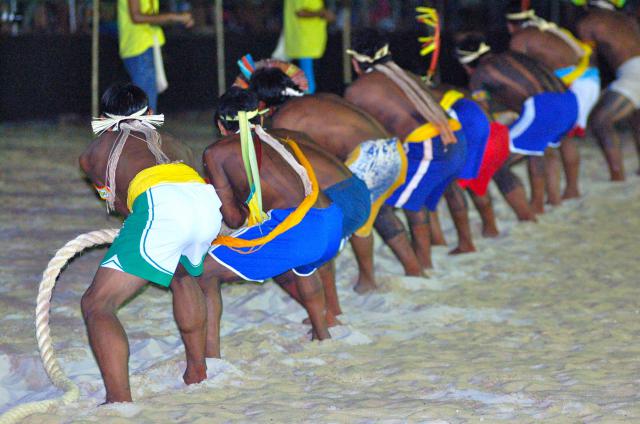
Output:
[393,140,433,208]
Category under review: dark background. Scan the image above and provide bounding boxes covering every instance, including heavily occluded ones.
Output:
[1,0,636,122]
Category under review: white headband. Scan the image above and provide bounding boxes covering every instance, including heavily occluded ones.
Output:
[456,42,491,65]
[346,44,390,63]
[282,87,304,97]
[506,9,537,21]
[589,0,616,9]
[91,106,164,135]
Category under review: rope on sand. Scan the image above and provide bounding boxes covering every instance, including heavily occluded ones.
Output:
[0,229,119,424]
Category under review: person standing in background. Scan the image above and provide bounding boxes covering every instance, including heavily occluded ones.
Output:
[284,0,335,94]
[118,0,194,111]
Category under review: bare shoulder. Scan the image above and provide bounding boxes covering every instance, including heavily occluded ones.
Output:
[510,30,532,51]
[203,135,237,165]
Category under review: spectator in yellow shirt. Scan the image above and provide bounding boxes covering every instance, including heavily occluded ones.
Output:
[118,0,193,110]
[284,0,335,93]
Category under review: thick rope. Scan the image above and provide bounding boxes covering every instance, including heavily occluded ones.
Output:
[0,229,119,424]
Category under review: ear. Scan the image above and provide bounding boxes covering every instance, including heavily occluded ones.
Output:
[351,58,363,75]
[217,121,229,135]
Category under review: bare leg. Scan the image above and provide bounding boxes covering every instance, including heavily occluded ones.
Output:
[544,148,562,206]
[560,137,581,199]
[317,260,341,317]
[444,183,476,255]
[429,211,447,246]
[467,189,499,237]
[350,234,377,293]
[493,161,536,222]
[274,272,332,340]
[374,205,422,275]
[589,90,636,181]
[404,207,433,270]
[528,156,546,214]
[81,267,147,403]
[199,256,239,358]
[171,265,207,385]
[629,110,640,175]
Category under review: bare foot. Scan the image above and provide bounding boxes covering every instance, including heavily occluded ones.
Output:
[546,197,562,206]
[530,202,545,215]
[431,235,447,246]
[448,245,476,255]
[562,188,580,200]
[325,311,342,327]
[482,226,499,238]
[303,313,342,327]
[354,280,377,294]
[183,365,207,385]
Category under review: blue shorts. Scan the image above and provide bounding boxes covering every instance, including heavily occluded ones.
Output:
[386,130,468,212]
[209,204,343,282]
[450,98,490,180]
[509,91,578,156]
[325,175,371,239]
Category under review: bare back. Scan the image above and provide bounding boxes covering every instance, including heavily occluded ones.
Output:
[470,51,566,112]
[79,131,172,216]
[344,71,435,140]
[271,93,390,161]
[510,26,581,70]
[269,128,351,190]
[577,9,640,69]
[202,129,328,228]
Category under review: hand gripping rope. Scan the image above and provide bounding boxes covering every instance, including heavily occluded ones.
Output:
[0,229,119,424]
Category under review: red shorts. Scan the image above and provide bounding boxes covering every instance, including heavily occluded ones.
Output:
[457,122,510,196]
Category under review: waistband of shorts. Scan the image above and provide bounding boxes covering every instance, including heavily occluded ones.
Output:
[325,174,367,195]
[404,119,462,143]
[127,163,205,211]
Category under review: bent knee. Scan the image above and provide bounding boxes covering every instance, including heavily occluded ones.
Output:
[80,289,112,320]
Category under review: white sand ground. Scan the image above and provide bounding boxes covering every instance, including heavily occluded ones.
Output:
[1,121,639,423]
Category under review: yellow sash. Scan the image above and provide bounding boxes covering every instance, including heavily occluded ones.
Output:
[213,139,319,251]
[556,29,592,86]
[439,89,465,112]
[404,119,462,143]
[126,163,204,211]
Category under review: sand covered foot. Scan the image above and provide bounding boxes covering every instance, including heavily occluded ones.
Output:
[354,279,377,294]
[449,245,476,255]
[482,226,500,238]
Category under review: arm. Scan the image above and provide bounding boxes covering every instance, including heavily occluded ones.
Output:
[468,72,492,115]
[203,147,247,229]
[127,0,193,27]
[575,18,595,48]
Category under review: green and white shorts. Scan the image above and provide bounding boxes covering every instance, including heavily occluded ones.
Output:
[101,182,222,287]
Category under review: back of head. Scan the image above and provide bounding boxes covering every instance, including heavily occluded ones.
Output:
[100,83,149,116]
[249,68,304,108]
[215,87,261,133]
[455,33,491,68]
[349,28,392,71]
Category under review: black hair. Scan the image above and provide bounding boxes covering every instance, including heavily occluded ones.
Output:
[350,28,392,71]
[455,33,488,69]
[249,67,303,108]
[100,83,149,116]
[215,87,261,132]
